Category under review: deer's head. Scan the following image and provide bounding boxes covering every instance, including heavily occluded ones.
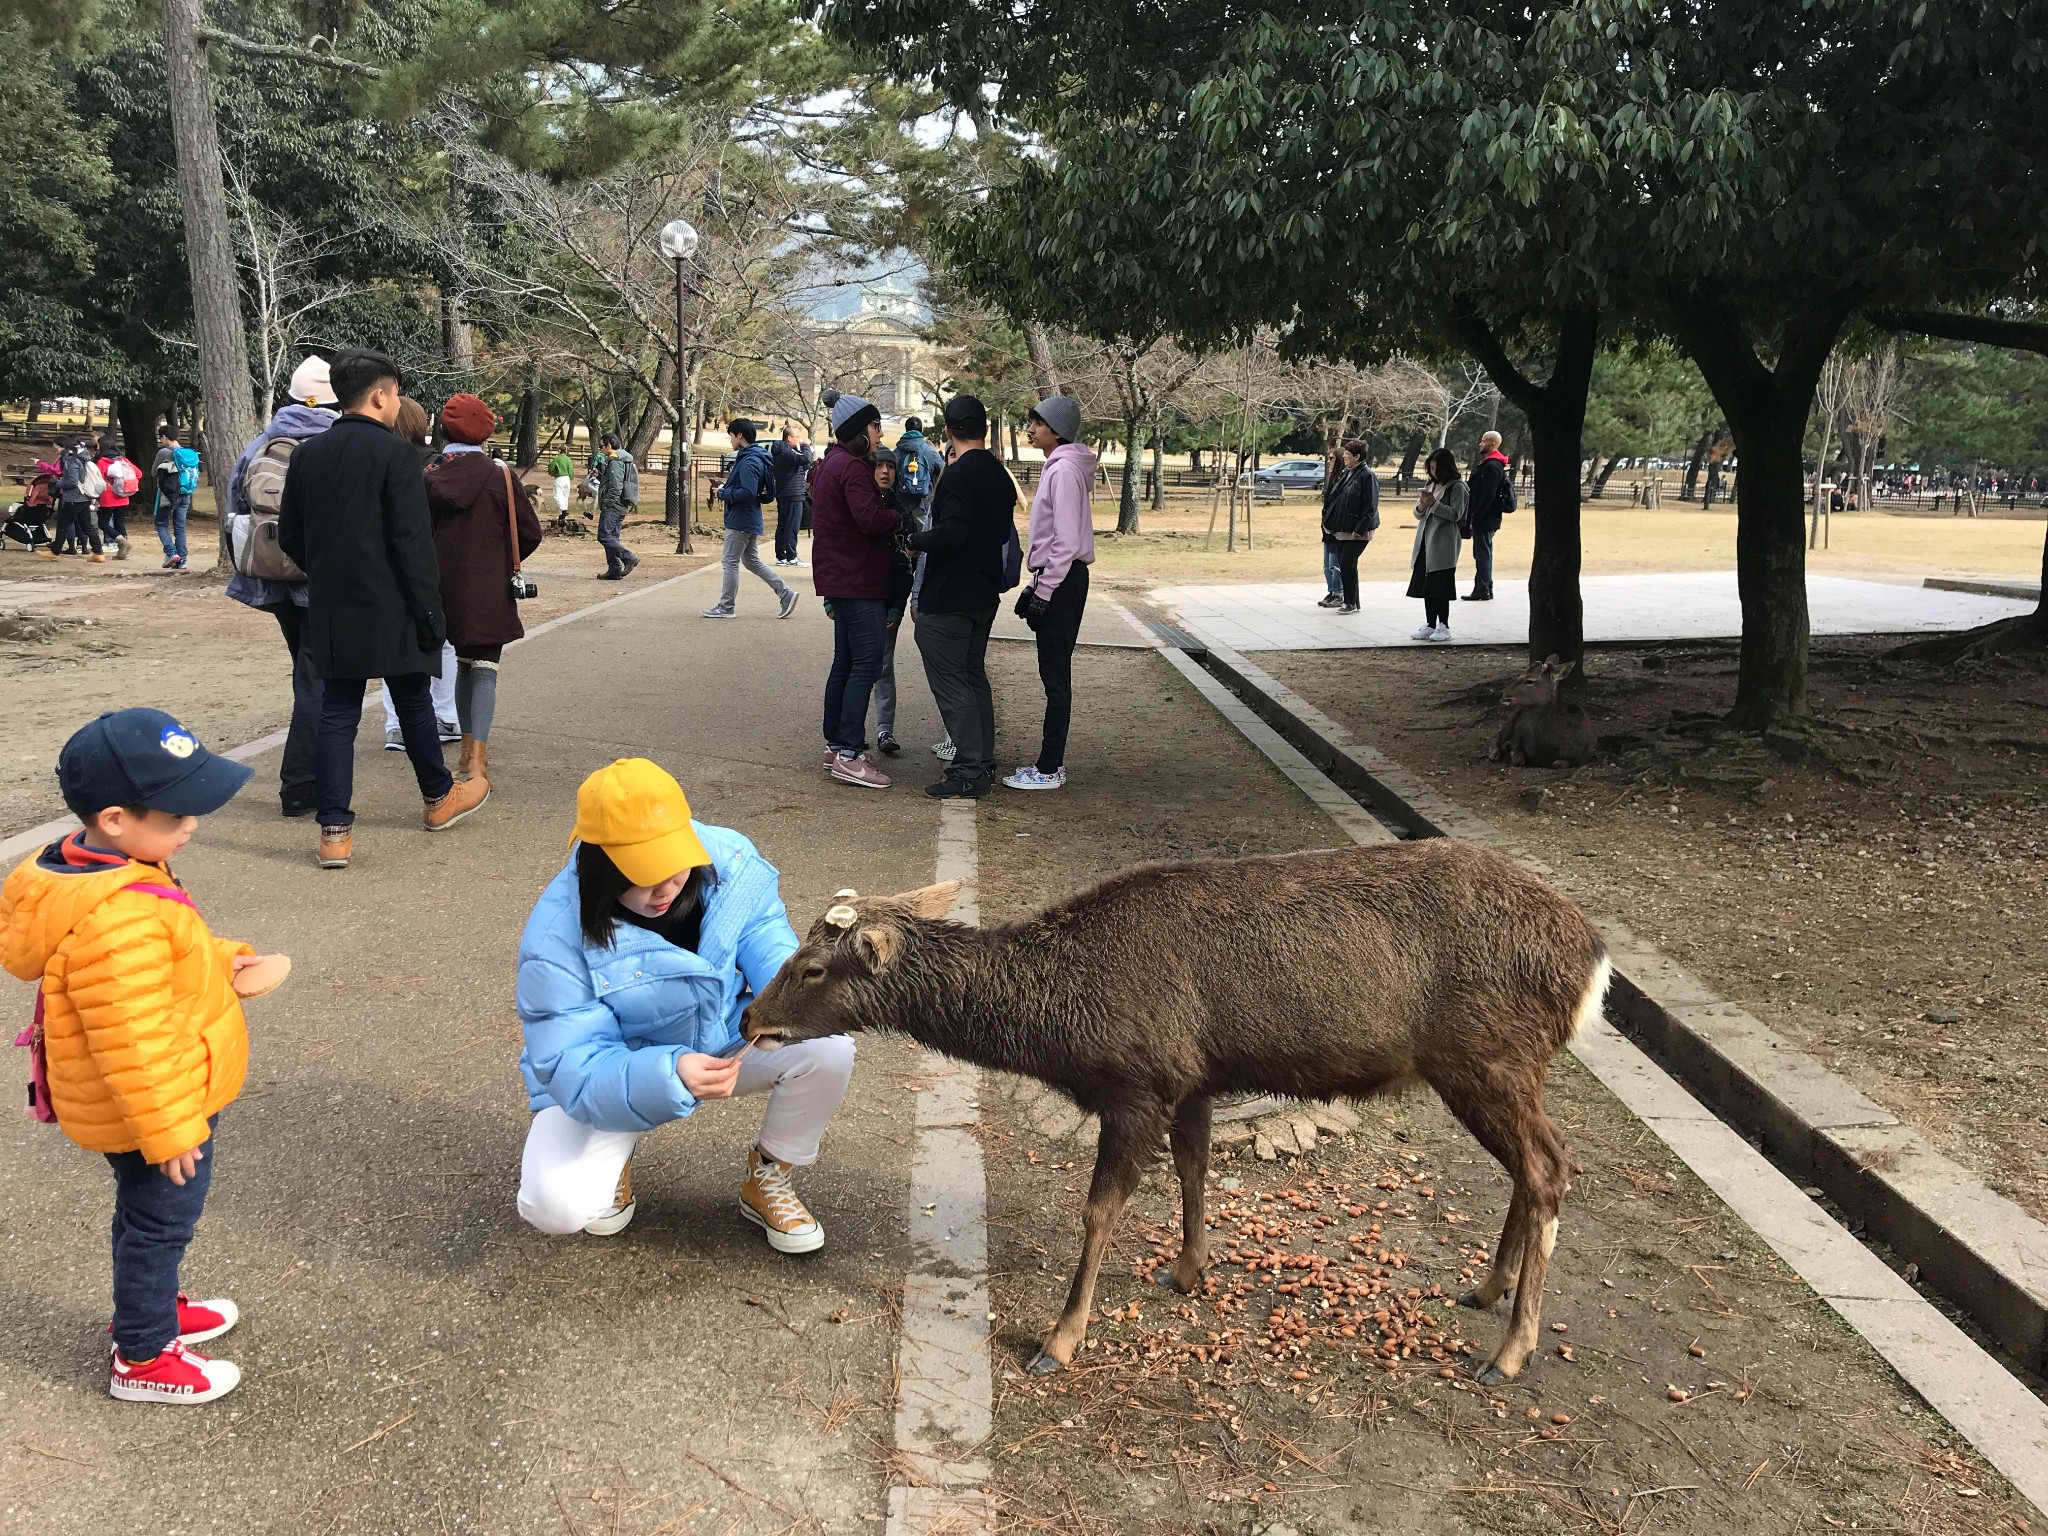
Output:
[742,881,963,1049]
[1503,654,1575,709]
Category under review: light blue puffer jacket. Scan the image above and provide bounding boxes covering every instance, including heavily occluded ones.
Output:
[516,823,799,1131]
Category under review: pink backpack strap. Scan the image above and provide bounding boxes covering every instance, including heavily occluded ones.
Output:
[127,881,196,909]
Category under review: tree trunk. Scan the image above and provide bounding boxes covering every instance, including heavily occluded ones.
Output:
[514,375,540,469]
[1116,412,1142,533]
[1674,296,1847,728]
[115,398,163,458]
[1022,321,1064,399]
[1149,421,1164,511]
[441,292,475,377]
[1589,455,1622,498]
[1680,430,1711,501]
[1396,431,1424,491]
[631,351,675,463]
[1456,308,1598,690]
[162,0,258,482]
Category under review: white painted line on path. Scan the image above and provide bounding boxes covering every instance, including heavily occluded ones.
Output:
[0,565,717,866]
[1140,605,2048,1512]
[885,798,996,1535]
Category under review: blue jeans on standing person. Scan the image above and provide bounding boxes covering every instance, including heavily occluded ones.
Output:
[315,673,453,827]
[1323,541,1343,599]
[596,503,636,577]
[107,1117,217,1360]
[1468,523,1495,599]
[822,598,889,756]
[774,495,805,563]
[155,492,191,560]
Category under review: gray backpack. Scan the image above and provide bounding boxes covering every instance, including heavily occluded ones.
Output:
[231,437,307,581]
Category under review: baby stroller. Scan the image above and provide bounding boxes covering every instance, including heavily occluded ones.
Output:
[3,468,56,552]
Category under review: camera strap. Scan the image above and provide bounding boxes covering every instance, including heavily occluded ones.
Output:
[500,465,525,575]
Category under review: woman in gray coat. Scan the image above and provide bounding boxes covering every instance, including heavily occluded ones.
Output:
[1406,447,1466,641]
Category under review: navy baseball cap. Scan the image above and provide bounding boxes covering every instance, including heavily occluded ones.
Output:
[57,709,255,820]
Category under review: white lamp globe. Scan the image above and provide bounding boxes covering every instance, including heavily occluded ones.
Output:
[658,219,699,260]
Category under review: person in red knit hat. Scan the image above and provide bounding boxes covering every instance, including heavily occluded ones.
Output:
[427,394,543,789]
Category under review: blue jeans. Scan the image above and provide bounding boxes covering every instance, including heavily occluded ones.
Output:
[155,492,191,559]
[822,598,889,755]
[774,495,805,562]
[596,502,635,575]
[107,1117,217,1359]
[316,673,452,826]
[1323,541,1343,598]
[1469,523,1495,598]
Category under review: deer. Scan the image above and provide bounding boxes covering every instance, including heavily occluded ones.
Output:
[1492,654,1596,769]
[740,838,1611,1387]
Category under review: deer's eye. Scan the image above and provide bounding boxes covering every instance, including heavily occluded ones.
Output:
[801,963,828,985]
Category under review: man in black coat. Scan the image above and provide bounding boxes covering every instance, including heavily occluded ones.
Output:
[769,424,812,566]
[277,349,489,870]
[908,394,1018,799]
[1465,429,1513,601]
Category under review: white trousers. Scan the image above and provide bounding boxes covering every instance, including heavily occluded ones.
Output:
[382,641,457,732]
[553,475,572,513]
[515,1035,856,1237]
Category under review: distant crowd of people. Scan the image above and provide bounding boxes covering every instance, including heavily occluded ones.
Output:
[1316,429,1516,640]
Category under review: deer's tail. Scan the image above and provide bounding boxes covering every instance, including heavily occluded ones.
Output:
[1568,945,1613,1043]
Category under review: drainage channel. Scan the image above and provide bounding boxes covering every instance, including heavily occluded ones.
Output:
[1111,605,2048,1507]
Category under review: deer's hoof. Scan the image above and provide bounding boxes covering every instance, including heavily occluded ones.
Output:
[1470,1360,1511,1388]
[1456,1288,1494,1311]
[1026,1352,1066,1376]
[1155,1268,1203,1295]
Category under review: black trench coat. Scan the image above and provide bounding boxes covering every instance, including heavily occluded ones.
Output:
[277,413,446,679]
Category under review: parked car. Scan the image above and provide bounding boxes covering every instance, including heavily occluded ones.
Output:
[1251,457,1327,491]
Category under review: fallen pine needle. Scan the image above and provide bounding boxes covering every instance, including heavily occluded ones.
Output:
[1743,1459,1771,1491]
[679,1447,795,1520]
[341,1411,416,1455]
[23,1443,93,1467]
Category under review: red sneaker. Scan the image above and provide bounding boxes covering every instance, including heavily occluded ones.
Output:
[176,1293,239,1345]
[109,1340,241,1403]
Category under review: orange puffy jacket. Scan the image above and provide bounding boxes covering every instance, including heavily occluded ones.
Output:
[1,844,251,1162]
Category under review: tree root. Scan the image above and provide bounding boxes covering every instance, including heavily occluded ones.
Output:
[1608,711,1895,792]
[1887,612,2047,663]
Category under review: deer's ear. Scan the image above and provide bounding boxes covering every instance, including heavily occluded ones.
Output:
[885,880,963,921]
[857,925,902,971]
[1553,658,1577,680]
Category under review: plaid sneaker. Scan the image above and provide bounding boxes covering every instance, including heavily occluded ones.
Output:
[739,1147,824,1254]
[1003,766,1066,791]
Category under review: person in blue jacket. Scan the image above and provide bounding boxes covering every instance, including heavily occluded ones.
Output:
[514,758,853,1251]
[703,418,798,620]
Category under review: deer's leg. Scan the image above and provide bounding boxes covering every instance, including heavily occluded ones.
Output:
[1483,1111,1571,1384]
[1029,1111,1154,1374]
[1160,1097,1212,1294]
[1459,1185,1527,1312]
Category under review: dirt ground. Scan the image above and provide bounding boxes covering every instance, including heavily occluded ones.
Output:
[973,648,2033,1534]
[1262,641,2048,1230]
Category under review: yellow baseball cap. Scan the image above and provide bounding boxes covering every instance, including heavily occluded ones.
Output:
[570,758,711,887]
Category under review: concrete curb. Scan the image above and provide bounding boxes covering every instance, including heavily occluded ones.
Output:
[1924,576,2042,602]
[1186,632,2048,1378]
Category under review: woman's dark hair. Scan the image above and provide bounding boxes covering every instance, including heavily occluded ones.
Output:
[576,842,708,948]
[1340,439,1370,463]
[1425,447,1460,484]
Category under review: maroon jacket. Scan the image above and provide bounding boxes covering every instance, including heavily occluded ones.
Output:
[425,451,543,649]
[808,443,899,600]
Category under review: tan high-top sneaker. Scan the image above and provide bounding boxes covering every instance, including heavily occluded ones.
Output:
[583,1160,635,1236]
[739,1146,824,1254]
[423,775,489,830]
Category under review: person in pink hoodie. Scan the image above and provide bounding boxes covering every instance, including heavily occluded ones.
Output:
[1007,396,1096,791]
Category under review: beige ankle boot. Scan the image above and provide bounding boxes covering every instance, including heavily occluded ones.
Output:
[454,736,477,782]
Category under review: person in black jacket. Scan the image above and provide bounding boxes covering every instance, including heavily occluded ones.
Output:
[1320,442,1379,613]
[908,395,1018,799]
[1465,430,1512,601]
[276,349,489,871]
[769,425,812,566]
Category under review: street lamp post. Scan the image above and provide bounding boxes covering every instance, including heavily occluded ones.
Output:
[657,218,698,551]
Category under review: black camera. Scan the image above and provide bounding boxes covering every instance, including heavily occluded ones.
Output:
[511,574,538,601]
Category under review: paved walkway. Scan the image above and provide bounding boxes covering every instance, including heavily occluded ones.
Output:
[1155,570,2038,651]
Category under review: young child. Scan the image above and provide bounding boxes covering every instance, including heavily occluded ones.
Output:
[869,456,921,756]
[0,708,287,1404]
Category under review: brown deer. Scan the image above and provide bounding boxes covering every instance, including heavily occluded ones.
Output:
[1492,654,1596,768]
[741,839,1610,1386]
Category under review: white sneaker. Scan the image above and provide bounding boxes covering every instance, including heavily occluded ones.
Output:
[1428,624,1453,642]
[583,1162,636,1236]
[437,719,461,742]
[383,728,403,752]
[932,739,957,762]
[1410,623,1436,641]
[1004,766,1066,791]
[109,1339,241,1404]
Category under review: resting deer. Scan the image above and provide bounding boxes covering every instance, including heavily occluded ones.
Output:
[741,839,1610,1386]
[1493,654,1596,768]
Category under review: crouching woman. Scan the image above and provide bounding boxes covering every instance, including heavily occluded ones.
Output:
[514,758,854,1252]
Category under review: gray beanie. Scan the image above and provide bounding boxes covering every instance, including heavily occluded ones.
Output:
[830,394,879,441]
[1029,394,1082,443]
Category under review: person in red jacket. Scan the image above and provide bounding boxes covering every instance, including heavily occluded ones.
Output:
[807,395,902,790]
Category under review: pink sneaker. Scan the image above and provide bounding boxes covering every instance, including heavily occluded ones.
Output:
[830,752,891,790]
[110,1339,241,1403]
